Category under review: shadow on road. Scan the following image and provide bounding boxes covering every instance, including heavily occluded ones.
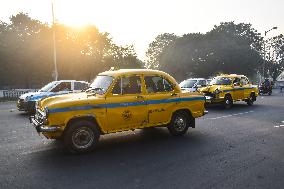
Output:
[25,128,208,171]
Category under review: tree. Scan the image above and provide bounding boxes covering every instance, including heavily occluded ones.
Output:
[146,22,263,81]
[265,34,284,80]
[145,33,178,69]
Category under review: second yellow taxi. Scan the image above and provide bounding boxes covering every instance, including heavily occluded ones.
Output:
[199,74,258,108]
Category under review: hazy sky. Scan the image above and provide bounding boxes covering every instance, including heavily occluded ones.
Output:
[0,0,283,59]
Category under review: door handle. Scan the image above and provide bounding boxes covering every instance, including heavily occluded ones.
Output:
[171,93,177,97]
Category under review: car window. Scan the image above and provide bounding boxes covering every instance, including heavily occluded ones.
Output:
[51,82,71,92]
[233,78,241,86]
[74,82,88,90]
[198,80,207,86]
[241,77,249,85]
[112,76,141,95]
[210,77,231,85]
[180,80,197,88]
[145,76,173,93]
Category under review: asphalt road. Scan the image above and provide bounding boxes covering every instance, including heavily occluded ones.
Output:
[1,92,284,189]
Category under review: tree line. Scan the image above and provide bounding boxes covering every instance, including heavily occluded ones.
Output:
[0,13,283,88]
[0,13,142,88]
[146,22,284,82]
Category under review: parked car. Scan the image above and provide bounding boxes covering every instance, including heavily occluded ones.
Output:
[30,69,206,153]
[199,74,258,109]
[17,80,89,114]
[179,78,209,92]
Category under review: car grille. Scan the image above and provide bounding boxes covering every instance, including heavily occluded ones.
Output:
[34,108,46,124]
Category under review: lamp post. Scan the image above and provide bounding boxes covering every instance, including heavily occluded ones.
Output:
[262,27,277,80]
[52,1,58,81]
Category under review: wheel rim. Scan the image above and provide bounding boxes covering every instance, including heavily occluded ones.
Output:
[72,127,94,149]
[173,115,187,132]
[225,99,230,105]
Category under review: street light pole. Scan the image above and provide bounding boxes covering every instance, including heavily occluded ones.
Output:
[52,1,58,81]
[262,27,277,80]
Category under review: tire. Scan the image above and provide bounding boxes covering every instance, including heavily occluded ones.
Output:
[64,120,100,153]
[223,94,233,109]
[246,93,255,106]
[168,111,192,136]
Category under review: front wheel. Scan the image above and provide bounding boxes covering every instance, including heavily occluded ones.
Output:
[168,111,192,136]
[223,95,233,109]
[64,120,100,153]
[246,93,255,106]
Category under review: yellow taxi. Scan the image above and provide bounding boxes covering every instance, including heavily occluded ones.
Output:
[199,74,258,109]
[30,69,206,153]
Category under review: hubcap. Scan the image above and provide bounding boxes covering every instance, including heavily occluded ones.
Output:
[72,127,94,149]
[174,116,187,132]
[225,99,230,104]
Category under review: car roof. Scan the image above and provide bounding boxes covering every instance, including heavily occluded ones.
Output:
[99,69,170,77]
[184,78,206,80]
[54,80,89,83]
[217,74,247,78]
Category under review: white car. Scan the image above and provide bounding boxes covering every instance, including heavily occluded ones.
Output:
[17,80,89,113]
[179,78,210,92]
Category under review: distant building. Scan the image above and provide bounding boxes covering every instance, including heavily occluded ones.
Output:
[276,72,284,91]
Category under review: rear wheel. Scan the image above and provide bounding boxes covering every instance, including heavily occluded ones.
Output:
[64,120,100,153]
[168,111,192,136]
[223,94,233,109]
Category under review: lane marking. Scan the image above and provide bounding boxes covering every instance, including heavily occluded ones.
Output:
[203,110,254,120]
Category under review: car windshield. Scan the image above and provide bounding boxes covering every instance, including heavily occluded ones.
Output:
[38,81,57,92]
[210,77,232,85]
[180,80,197,88]
[87,75,114,94]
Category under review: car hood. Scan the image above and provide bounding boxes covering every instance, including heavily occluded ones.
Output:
[199,85,223,93]
[38,92,104,111]
[19,91,51,101]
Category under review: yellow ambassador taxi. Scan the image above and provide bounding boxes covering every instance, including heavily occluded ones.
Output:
[199,74,258,109]
[30,69,206,153]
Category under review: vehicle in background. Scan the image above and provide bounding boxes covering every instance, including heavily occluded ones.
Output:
[179,78,209,92]
[30,69,206,153]
[17,80,89,114]
[199,74,258,109]
[259,79,272,95]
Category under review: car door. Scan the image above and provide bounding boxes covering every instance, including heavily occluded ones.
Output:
[232,77,244,100]
[144,75,176,125]
[105,75,148,131]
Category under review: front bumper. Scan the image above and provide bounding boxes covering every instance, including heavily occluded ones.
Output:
[29,116,60,133]
[204,95,224,103]
[17,100,36,113]
[17,99,27,111]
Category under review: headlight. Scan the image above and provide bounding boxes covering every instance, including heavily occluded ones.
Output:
[44,107,49,119]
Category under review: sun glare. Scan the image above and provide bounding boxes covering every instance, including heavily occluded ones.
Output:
[53,1,93,27]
